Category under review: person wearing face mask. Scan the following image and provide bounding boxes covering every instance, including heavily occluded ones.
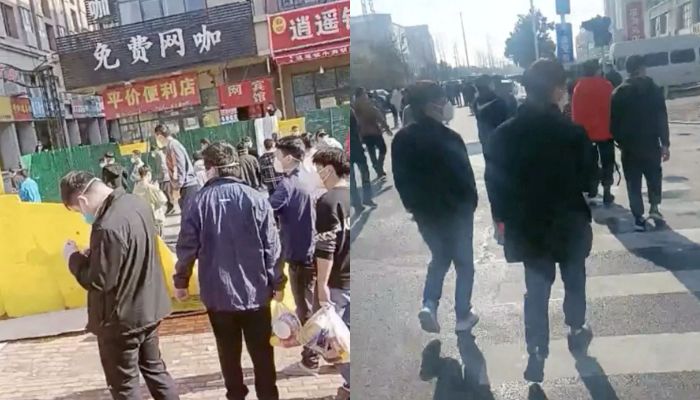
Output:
[101,152,129,190]
[392,81,479,335]
[237,142,262,189]
[129,150,146,183]
[59,171,179,400]
[311,148,351,400]
[173,142,284,400]
[153,125,200,217]
[487,59,596,383]
[268,137,320,377]
[133,165,168,235]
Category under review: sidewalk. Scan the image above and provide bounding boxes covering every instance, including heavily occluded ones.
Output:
[0,314,343,400]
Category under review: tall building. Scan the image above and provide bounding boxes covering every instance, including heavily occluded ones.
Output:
[647,0,700,37]
[404,25,437,78]
[0,0,88,169]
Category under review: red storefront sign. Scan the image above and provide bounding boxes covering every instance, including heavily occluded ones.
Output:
[218,78,274,109]
[102,73,201,120]
[268,0,350,63]
[275,42,349,65]
[11,97,32,121]
[626,2,645,40]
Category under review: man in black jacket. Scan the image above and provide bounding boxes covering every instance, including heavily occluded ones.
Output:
[61,171,179,400]
[349,108,375,212]
[392,81,479,335]
[611,55,670,231]
[488,59,596,383]
[101,152,129,190]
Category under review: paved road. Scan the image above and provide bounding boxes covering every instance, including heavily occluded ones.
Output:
[353,106,700,399]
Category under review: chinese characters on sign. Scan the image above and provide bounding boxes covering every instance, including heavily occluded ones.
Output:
[217,78,274,109]
[102,73,200,120]
[276,42,349,65]
[86,0,110,20]
[556,23,574,64]
[626,2,645,40]
[71,95,104,118]
[268,0,350,58]
[11,97,32,121]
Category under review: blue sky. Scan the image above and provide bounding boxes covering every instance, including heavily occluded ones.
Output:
[350,0,604,65]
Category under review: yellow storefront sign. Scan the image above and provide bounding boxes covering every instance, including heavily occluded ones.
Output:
[278,117,305,137]
[118,141,149,156]
[0,96,13,122]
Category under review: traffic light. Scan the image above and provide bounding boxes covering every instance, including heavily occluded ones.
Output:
[582,16,612,47]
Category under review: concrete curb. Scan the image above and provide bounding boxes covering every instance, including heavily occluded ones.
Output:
[670,120,700,125]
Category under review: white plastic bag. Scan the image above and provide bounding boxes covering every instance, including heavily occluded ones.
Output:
[298,304,350,363]
[270,302,301,348]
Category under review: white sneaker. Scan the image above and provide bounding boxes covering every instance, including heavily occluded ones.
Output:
[418,305,440,333]
[455,311,480,332]
[281,361,319,377]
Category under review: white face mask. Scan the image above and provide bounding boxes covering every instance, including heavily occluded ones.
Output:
[557,90,569,112]
[273,157,285,173]
[442,102,455,122]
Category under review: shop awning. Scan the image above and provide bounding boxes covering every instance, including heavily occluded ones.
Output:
[273,42,349,66]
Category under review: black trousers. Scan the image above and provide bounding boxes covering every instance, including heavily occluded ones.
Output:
[589,140,616,194]
[287,261,320,369]
[350,153,372,207]
[208,307,279,400]
[178,184,200,217]
[363,135,387,176]
[97,324,179,400]
[621,153,662,218]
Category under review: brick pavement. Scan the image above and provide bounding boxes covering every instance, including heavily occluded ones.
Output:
[0,314,343,400]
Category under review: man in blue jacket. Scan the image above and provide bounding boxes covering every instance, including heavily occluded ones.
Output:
[174,142,284,400]
[12,169,41,202]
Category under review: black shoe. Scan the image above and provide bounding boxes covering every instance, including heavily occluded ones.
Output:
[378,171,387,179]
[523,353,546,383]
[603,188,614,206]
[649,205,664,221]
[363,200,378,208]
[567,326,593,355]
[634,217,647,232]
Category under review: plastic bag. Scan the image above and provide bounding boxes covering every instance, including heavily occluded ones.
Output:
[298,305,350,363]
[270,302,301,348]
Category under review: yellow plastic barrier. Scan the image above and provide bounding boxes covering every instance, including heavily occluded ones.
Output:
[0,194,295,318]
[278,117,305,137]
[118,142,149,156]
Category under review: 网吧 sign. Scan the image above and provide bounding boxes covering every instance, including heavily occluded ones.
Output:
[11,98,32,121]
[102,73,200,120]
[218,78,274,109]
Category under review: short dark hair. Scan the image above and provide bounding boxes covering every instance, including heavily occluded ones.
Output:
[200,138,211,145]
[406,81,445,112]
[132,149,141,156]
[313,148,350,177]
[522,59,567,101]
[104,152,115,159]
[291,125,299,131]
[202,142,241,178]
[60,171,97,208]
[316,129,328,137]
[626,55,645,75]
[138,165,151,178]
[263,138,275,150]
[475,74,493,91]
[582,59,600,77]
[236,142,249,154]
[276,136,305,160]
[154,125,171,137]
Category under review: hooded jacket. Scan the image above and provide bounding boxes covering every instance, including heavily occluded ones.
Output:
[572,76,614,142]
[102,164,128,190]
[473,91,510,152]
[611,76,670,159]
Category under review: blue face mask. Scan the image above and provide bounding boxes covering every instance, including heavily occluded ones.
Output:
[82,213,96,225]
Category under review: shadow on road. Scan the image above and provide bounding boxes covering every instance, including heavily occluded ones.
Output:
[419,336,495,400]
[350,178,393,244]
[574,354,621,400]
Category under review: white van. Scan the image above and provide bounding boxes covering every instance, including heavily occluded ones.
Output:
[610,34,700,88]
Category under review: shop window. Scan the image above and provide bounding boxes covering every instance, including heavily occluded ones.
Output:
[291,66,351,115]
[337,66,350,87]
[644,52,669,67]
[141,0,163,21]
[200,87,219,109]
[162,0,185,16]
[670,48,695,64]
[1,3,19,38]
[184,0,204,11]
[119,1,142,24]
[315,69,337,92]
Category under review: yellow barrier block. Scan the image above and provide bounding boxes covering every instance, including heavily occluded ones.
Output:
[118,142,149,156]
[278,117,305,137]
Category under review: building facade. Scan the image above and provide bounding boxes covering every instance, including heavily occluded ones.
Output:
[404,25,437,78]
[605,0,649,42]
[647,0,700,37]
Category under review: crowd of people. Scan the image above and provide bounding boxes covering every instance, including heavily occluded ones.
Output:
[59,122,351,400]
[386,55,670,384]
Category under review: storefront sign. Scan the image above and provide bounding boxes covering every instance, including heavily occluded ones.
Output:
[274,42,349,65]
[30,97,47,119]
[0,97,12,122]
[626,2,645,40]
[72,95,104,118]
[220,108,238,125]
[102,73,201,120]
[56,2,256,89]
[11,97,32,121]
[218,78,274,109]
[85,0,118,25]
[268,0,350,62]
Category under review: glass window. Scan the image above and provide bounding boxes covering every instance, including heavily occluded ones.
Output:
[199,87,218,109]
[645,52,669,67]
[292,73,314,96]
[315,69,337,92]
[162,0,184,16]
[1,4,19,38]
[19,7,33,33]
[46,24,56,51]
[671,48,695,64]
[119,1,142,25]
[141,0,162,21]
[615,56,626,71]
[336,66,350,87]
[294,94,317,114]
[682,2,692,29]
[70,9,79,31]
[659,13,667,34]
[184,0,204,12]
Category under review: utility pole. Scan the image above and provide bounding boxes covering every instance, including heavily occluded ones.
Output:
[460,12,471,67]
[530,0,539,60]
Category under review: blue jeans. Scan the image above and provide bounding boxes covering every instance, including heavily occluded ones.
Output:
[330,288,350,387]
[416,210,475,320]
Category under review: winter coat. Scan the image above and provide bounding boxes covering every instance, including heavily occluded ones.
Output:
[572,76,614,142]
[473,92,510,154]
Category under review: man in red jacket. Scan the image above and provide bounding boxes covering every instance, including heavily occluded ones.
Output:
[572,60,616,205]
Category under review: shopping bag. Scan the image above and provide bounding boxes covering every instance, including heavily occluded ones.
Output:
[270,302,301,348]
[298,304,350,363]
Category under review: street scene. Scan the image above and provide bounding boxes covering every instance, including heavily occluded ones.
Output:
[0,0,350,399]
[352,0,700,399]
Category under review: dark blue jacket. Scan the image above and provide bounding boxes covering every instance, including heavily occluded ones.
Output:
[269,167,316,265]
[174,177,283,312]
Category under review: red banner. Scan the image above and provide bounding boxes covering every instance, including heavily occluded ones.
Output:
[11,97,32,121]
[268,0,350,58]
[626,2,645,40]
[102,73,201,120]
[218,78,274,109]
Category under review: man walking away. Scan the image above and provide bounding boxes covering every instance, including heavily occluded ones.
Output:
[350,108,375,212]
[153,148,174,214]
[174,143,283,400]
[604,63,623,89]
[611,55,670,231]
[237,143,262,189]
[154,125,201,216]
[353,87,392,179]
[312,148,351,400]
[269,137,320,377]
[473,75,510,155]
[101,152,128,190]
[260,139,283,196]
[60,171,179,400]
[488,59,595,383]
[462,82,476,115]
[391,88,403,128]
[392,81,479,334]
[572,59,616,206]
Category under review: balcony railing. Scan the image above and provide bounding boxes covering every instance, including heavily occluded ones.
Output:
[264,0,338,14]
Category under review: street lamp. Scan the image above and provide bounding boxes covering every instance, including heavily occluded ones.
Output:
[530,0,539,60]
